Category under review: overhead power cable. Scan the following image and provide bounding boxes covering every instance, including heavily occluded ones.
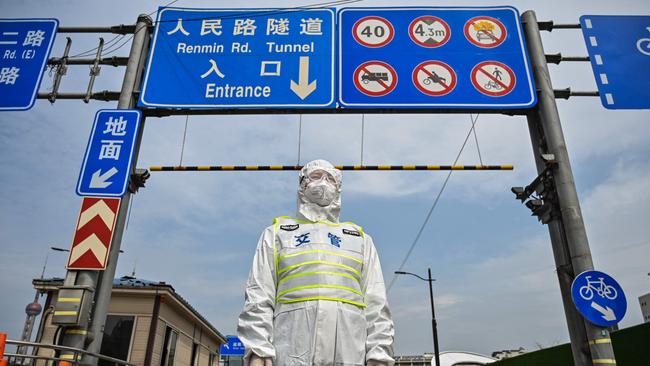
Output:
[68,0,366,59]
[387,114,481,293]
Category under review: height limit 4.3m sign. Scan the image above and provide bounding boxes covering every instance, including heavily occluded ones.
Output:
[139,8,335,109]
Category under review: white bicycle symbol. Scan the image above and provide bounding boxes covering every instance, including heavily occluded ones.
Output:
[637,27,650,56]
[579,276,618,301]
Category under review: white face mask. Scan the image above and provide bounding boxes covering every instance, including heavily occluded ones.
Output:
[304,180,338,207]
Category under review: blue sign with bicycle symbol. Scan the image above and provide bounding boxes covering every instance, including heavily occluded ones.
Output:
[571,270,626,327]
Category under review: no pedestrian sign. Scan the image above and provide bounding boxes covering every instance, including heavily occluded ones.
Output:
[139,8,335,109]
[339,7,536,109]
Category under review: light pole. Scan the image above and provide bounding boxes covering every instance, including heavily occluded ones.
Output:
[395,268,440,366]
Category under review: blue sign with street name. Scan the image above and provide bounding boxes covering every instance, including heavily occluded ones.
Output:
[0,19,58,111]
[220,335,245,356]
[139,8,335,109]
[571,270,626,327]
[76,110,141,197]
[338,7,536,109]
[580,15,650,109]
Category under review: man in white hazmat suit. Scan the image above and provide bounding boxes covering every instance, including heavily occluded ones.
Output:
[238,159,395,366]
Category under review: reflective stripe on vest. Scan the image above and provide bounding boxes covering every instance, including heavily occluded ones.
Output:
[276,241,366,308]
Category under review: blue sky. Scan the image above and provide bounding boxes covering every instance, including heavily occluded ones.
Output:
[1,0,649,357]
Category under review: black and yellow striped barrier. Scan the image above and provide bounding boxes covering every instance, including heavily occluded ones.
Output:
[149,165,514,171]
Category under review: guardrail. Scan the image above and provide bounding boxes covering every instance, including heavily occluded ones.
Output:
[1,334,136,366]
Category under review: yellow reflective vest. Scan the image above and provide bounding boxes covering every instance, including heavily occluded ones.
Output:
[273,216,367,308]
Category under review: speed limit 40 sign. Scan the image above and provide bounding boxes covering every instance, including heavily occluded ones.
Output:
[352,16,394,47]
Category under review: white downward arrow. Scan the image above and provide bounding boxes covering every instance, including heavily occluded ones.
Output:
[591,301,617,321]
[69,234,108,265]
[90,167,118,189]
[290,56,317,100]
[78,199,116,229]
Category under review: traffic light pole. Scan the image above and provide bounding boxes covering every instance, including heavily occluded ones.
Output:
[521,11,617,366]
[57,14,152,365]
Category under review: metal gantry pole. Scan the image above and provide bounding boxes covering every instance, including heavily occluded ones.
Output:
[427,268,441,366]
[521,10,617,366]
[84,14,152,365]
[54,14,152,365]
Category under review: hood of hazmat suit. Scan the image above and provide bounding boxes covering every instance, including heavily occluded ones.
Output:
[238,159,395,366]
[297,159,342,223]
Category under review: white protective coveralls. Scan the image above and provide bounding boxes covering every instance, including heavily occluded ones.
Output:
[238,160,395,366]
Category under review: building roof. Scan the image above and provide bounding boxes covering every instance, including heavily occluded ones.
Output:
[33,276,226,344]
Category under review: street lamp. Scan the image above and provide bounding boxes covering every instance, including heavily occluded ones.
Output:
[395,268,441,366]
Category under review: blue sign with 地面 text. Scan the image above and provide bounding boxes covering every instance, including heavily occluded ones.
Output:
[76,110,141,197]
[0,19,58,111]
[571,270,626,327]
[580,15,650,109]
[220,335,245,356]
[338,7,536,109]
[139,7,335,109]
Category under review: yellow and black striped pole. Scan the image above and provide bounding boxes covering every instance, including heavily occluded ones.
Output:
[149,164,513,171]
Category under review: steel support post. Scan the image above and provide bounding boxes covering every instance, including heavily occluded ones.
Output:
[521,10,617,366]
[84,14,152,365]
[427,268,441,366]
[55,14,151,364]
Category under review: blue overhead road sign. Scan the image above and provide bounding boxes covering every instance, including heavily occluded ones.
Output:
[0,19,58,111]
[76,110,141,197]
[571,270,626,327]
[338,7,536,109]
[580,15,650,109]
[139,8,335,109]
[220,335,245,356]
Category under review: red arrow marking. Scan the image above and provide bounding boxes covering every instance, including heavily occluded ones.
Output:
[360,66,390,90]
[477,67,509,90]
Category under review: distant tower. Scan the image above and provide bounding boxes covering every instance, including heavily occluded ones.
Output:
[17,292,43,361]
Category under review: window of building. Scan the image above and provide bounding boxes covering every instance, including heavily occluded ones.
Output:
[99,315,134,366]
[161,326,179,366]
[191,343,200,366]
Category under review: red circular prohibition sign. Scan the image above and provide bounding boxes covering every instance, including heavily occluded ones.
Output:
[412,61,457,96]
[353,61,398,97]
[471,61,516,97]
[352,16,395,48]
[464,16,507,48]
[408,16,451,48]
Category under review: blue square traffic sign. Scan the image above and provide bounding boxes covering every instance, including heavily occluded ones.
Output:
[0,19,58,111]
[338,7,536,109]
[76,110,141,197]
[139,8,335,109]
[580,15,650,109]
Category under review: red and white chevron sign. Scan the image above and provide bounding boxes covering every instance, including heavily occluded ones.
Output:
[67,197,121,270]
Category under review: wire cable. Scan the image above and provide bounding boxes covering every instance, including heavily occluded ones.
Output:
[360,114,365,165]
[179,115,189,166]
[67,0,182,59]
[71,0,366,58]
[297,114,303,166]
[470,114,484,165]
[387,115,481,292]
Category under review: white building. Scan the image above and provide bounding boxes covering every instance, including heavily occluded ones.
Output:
[640,292,650,323]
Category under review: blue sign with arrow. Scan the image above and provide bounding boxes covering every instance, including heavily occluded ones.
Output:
[580,15,650,109]
[0,18,58,111]
[220,335,245,356]
[338,7,536,109]
[76,110,141,197]
[571,270,626,327]
[139,7,335,109]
